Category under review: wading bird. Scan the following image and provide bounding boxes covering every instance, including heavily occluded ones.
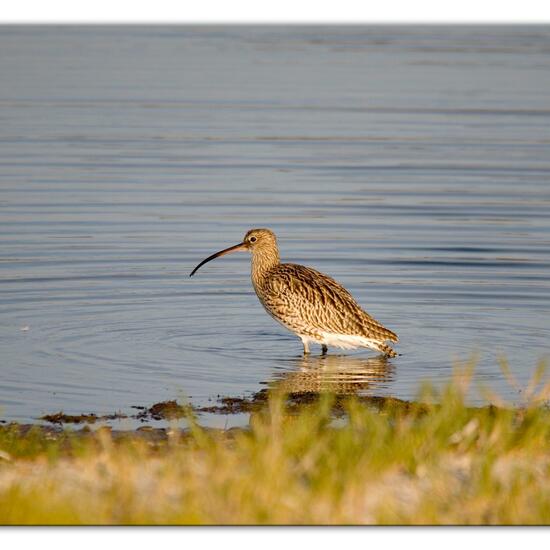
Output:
[190,229,398,357]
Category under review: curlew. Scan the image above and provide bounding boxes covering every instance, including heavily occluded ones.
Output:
[190,228,398,357]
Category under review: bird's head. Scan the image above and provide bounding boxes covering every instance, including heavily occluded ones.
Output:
[243,228,277,252]
[190,228,279,277]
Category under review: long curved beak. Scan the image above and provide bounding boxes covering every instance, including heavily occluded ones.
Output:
[189,242,248,277]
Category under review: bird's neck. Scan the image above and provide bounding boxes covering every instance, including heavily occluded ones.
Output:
[251,247,280,286]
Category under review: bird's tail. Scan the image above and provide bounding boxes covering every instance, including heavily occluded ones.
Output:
[375,342,398,358]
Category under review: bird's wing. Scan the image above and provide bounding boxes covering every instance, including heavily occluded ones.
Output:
[262,264,398,342]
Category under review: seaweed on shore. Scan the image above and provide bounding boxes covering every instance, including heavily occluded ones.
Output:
[36,391,434,427]
[195,388,425,415]
[40,411,128,425]
[136,400,192,421]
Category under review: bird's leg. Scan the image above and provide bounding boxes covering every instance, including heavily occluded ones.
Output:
[321,344,328,356]
[300,337,310,355]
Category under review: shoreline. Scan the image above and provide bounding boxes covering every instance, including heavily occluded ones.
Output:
[2,378,550,524]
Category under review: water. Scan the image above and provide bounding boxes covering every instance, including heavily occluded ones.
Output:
[1,25,550,428]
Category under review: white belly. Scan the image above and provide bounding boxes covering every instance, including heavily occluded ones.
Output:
[302,332,381,351]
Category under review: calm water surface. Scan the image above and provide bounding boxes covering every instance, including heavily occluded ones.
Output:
[1,26,550,428]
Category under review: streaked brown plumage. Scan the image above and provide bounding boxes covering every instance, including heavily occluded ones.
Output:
[190,228,398,357]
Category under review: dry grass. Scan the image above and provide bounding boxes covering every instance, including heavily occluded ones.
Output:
[1,359,550,525]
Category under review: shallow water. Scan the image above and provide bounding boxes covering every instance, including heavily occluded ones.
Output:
[1,25,550,428]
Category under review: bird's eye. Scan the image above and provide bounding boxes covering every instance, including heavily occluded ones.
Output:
[249,236,257,243]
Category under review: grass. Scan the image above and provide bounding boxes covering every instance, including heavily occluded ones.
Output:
[1,359,550,525]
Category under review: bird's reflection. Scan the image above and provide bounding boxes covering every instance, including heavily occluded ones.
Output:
[268,354,394,396]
